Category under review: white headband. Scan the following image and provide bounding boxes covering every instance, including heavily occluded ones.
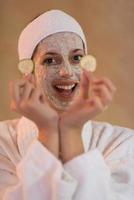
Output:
[18,9,87,60]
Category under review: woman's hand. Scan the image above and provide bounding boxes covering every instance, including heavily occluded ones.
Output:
[9,75,59,131]
[60,69,116,130]
[9,75,59,158]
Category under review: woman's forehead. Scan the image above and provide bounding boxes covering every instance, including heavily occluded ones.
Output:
[36,32,84,54]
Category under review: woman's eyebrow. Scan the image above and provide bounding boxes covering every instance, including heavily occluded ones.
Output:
[44,52,59,56]
[40,52,59,60]
[72,49,84,53]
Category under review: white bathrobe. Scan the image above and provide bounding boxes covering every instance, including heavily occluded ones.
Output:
[0,116,134,200]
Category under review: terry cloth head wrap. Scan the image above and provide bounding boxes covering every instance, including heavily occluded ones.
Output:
[18,9,87,60]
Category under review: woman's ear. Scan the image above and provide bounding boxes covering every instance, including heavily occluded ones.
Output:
[22,73,36,86]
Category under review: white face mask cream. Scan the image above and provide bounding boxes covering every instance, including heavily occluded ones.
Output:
[32,32,85,111]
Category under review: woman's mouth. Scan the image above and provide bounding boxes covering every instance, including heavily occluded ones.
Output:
[52,81,79,100]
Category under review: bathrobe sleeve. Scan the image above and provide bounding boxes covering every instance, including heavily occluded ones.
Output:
[0,121,78,200]
[64,124,134,200]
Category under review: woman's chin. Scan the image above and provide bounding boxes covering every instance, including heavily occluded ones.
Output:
[45,86,80,113]
[47,96,72,113]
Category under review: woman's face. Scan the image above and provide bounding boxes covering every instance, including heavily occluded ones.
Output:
[33,32,85,112]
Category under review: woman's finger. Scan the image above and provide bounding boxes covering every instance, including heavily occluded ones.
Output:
[20,81,34,102]
[92,84,113,107]
[30,86,43,103]
[23,74,36,86]
[85,96,104,117]
[9,79,26,103]
[79,69,91,99]
[93,77,117,93]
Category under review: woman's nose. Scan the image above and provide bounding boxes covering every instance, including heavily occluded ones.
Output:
[59,65,73,77]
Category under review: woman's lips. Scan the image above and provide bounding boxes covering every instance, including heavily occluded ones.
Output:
[52,80,79,100]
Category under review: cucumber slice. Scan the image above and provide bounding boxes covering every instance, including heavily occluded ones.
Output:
[18,59,34,74]
[80,55,97,72]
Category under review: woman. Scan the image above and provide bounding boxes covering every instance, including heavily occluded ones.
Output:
[0,9,134,200]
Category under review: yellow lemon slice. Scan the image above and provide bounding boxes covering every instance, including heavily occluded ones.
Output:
[18,59,34,74]
[80,55,97,72]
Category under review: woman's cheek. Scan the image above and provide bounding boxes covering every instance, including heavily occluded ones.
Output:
[43,69,55,91]
[73,66,81,80]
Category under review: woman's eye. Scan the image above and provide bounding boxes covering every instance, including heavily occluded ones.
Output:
[43,58,55,65]
[72,55,83,62]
